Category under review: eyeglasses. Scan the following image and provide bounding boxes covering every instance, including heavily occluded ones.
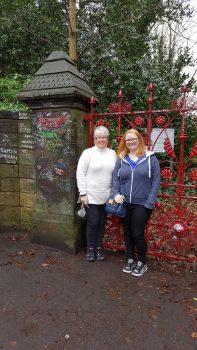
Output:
[95,136,107,140]
[125,138,138,142]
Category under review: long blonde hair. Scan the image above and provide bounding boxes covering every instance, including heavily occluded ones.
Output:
[117,129,145,158]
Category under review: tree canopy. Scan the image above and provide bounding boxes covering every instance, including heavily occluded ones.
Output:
[0,0,196,110]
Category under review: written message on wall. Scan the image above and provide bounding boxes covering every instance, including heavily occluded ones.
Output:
[33,110,77,204]
[0,120,18,164]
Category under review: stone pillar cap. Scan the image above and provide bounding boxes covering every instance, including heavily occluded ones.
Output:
[19,51,98,103]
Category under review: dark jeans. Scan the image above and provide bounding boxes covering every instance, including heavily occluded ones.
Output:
[122,204,153,263]
[85,204,106,249]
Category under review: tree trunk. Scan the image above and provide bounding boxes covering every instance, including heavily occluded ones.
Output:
[69,0,77,64]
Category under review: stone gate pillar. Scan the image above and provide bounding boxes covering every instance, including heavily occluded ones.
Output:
[19,51,98,253]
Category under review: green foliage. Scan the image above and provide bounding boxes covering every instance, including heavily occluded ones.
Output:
[77,0,163,109]
[0,74,30,111]
[75,0,197,111]
[0,0,68,76]
[0,0,196,116]
[0,0,69,110]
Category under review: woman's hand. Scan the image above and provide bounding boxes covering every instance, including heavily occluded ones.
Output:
[114,194,125,203]
[80,195,88,206]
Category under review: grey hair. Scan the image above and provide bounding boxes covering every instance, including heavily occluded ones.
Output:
[94,126,109,139]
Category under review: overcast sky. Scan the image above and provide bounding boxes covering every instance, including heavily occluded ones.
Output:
[183,0,197,80]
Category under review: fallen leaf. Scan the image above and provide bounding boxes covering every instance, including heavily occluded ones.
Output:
[17,251,23,255]
[191,332,197,338]
[23,249,35,256]
[45,255,62,265]
[106,287,121,300]
[9,340,17,348]
[137,281,143,287]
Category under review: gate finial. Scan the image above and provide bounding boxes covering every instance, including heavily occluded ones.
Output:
[181,84,188,93]
[90,96,95,104]
[148,82,154,91]
[117,90,123,98]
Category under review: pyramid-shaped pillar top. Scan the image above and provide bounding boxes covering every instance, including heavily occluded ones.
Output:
[19,50,98,110]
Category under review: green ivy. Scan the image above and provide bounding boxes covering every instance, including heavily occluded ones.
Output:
[0,74,30,111]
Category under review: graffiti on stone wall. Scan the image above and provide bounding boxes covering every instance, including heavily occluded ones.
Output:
[33,110,76,203]
[0,147,18,164]
[19,134,35,149]
[0,131,18,164]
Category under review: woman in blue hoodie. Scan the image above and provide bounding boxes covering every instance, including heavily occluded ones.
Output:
[112,129,160,276]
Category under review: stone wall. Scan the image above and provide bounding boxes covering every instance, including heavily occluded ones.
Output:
[0,109,87,253]
[0,111,35,232]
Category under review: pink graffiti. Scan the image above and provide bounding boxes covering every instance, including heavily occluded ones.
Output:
[38,116,67,129]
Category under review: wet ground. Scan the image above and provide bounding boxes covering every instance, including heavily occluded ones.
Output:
[0,233,196,350]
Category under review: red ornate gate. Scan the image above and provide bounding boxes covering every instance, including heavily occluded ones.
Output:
[84,83,197,263]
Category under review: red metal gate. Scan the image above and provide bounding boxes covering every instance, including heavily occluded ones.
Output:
[84,83,197,263]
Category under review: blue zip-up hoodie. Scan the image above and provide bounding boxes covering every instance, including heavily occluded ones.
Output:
[112,151,161,209]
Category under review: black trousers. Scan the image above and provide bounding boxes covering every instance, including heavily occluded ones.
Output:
[122,204,152,263]
[85,204,106,249]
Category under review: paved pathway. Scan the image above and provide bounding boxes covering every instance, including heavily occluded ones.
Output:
[0,233,196,350]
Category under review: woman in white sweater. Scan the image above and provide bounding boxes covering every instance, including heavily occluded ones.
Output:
[76,126,117,262]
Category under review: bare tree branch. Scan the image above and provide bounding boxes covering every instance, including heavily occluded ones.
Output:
[77,4,162,60]
[159,18,192,42]
[3,10,59,48]
[98,0,107,34]
[63,0,73,33]
[84,36,126,77]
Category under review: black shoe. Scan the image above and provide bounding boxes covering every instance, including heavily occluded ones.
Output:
[132,261,148,276]
[123,259,136,273]
[96,247,104,261]
[86,248,95,262]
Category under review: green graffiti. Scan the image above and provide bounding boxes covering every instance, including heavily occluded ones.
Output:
[40,131,58,139]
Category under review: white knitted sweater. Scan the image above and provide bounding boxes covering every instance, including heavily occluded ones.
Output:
[76,146,117,204]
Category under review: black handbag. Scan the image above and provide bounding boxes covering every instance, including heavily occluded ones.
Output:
[105,196,125,217]
[105,159,125,217]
